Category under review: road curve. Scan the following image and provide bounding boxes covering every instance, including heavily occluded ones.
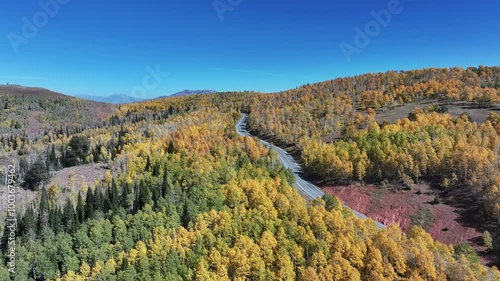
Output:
[236,113,386,229]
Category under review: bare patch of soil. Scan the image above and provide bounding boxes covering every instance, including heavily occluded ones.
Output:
[0,163,109,223]
[90,102,118,120]
[375,100,434,124]
[445,103,495,123]
[375,99,498,124]
[25,110,45,138]
[46,163,109,203]
[323,182,500,266]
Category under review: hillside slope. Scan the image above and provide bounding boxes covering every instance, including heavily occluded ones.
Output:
[0,85,117,139]
[2,94,498,280]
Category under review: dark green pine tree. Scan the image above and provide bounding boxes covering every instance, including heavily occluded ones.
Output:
[167,141,175,154]
[60,144,67,169]
[48,206,55,231]
[143,184,152,208]
[16,212,23,236]
[10,134,16,150]
[62,200,76,233]
[0,220,11,254]
[111,148,117,161]
[101,187,111,214]
[145,156,151,172]
[37,187,50,232]
[121,182,131,211]
[19,206,36,237]
[133,182,140,213]
[110,179,119,211]
[51,205,63,233]
[181,200,191,228]
[93,144,101,163]
[24,159,49,191]
[121,257,129,271]
[84,188,95,219]
[76,192,85,224]
[162,167,171,198]
[65,136,91,167]
[49,144,58,169]
[151,184,160,207]
[136,181,152,210]
[152,162,160,177]
[95,188,106,214]
[45,149,51,170]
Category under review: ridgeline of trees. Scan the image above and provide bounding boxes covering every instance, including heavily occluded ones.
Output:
[246,66,500,224]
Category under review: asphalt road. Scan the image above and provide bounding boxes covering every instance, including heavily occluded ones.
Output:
[236,113,386,229]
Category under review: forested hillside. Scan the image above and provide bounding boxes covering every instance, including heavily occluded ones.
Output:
[248,66,500,144]
[2,95,499,280]
[2,66,500,280]
[245,66,500,265]
[0,85,116,141]
[246,67,500,214]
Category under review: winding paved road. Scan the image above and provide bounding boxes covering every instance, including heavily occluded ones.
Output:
[236,113,386,229]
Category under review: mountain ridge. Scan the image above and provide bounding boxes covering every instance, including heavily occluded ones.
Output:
[76,93,145,104]
[75,89,218,104]
[162,89,217,98]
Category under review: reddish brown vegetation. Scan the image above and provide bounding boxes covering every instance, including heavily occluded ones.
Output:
[323,183,500,266]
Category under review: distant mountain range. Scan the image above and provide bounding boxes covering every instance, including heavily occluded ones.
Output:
[155,89,217,99]
[76,94,146,104]
[77,90,217,104]
[169,89,217,97]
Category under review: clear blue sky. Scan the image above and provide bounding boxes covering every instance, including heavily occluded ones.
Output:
[0,0,499,98]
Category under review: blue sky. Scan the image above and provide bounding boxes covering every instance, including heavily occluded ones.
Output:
[0,0,499,98]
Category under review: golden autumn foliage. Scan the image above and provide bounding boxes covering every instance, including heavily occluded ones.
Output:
[3,66,500,280]
[50,108,500,280]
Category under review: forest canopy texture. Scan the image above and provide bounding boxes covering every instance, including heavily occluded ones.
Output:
[1,66,500,280]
